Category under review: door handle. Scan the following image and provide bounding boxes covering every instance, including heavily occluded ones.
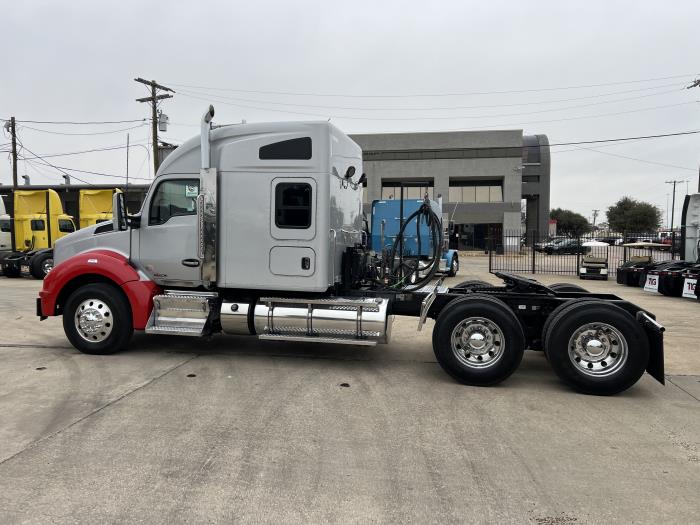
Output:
[181,258,201,268]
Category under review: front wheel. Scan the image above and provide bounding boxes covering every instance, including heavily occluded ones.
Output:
[432,295,525,386]
[29,252,54,279]
[543,301,649,395]
[63,283,133,355]
[447,255,459,277]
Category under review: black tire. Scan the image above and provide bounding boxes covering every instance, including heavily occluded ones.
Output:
[29,252,54,280]
[544,301,649,395]
[447,255,459,277]
[63,283,133,355]
[540,298,601,355]
[432,294,525,386]
[549,283,589,293]
[453,279,492,291]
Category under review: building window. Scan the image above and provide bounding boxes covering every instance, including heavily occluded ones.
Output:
[522,136,541,164]
[380,181,434,200]
[260,137,312,160]
[522,175,540,183]
[448,179,503,203]
[275,182,312,228]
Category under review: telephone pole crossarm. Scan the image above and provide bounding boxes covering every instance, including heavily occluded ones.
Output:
[134,77,174,176]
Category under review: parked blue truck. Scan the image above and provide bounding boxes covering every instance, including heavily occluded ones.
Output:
[370,198,459,278]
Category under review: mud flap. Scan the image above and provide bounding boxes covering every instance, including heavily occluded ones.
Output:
[637,311,665,384]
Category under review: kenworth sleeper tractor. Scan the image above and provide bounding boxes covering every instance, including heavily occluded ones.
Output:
[37,107,665,395]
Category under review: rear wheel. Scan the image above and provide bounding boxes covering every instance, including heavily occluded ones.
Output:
[452,279,492,291]
[63,283,133,355]
[29,252,54,279]
[544,301,648,395]
[432,295,525,386]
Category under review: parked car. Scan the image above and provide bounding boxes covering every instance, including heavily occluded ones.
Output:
[544,238,587,255]
[534,236,566,252]
[596,236,623,246]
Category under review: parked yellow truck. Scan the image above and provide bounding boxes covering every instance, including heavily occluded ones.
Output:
[1,188,120,279]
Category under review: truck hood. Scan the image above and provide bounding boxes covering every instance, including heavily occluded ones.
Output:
[54,222,131,266]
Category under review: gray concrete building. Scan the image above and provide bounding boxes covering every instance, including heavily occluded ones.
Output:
[351,130,550,250]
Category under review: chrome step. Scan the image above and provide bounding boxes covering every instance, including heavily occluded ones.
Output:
[258,334,377,346]
[144,325,205,337]
[145,291,218,336]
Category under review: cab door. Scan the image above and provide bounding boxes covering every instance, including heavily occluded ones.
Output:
[138,176,202,287]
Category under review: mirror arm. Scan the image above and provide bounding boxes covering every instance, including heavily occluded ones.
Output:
[127,215,141,229]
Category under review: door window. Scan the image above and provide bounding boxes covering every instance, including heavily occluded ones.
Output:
[149,179,199,225]
[275,183,312,229]
[59,219,75,233]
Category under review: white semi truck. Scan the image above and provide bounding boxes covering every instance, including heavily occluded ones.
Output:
[37,107,666,395]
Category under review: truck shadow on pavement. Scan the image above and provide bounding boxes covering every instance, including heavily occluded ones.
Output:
[125,332,657,399]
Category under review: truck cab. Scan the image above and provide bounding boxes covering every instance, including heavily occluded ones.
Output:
[1,189,76,278]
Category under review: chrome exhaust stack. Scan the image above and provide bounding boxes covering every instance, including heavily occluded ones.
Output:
[198,105,217,287]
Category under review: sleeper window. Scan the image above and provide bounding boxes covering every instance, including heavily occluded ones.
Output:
[260,137,312,160]
[275,183,312,229]
[31,219,45,231]
[149,179,199,225]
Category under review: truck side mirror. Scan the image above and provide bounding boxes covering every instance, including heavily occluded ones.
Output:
[112,192,127,232]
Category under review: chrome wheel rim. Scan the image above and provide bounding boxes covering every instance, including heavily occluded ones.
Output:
[42,258,54,275]
[450,317,504,368]
[568,322,628,377]
[74,298,113,343]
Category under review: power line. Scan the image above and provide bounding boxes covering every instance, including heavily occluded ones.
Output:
[16,118,148,125]
[18,155,151,181]
[19,123,148,136]
[566,145,696,171]
[175,85,685,121]
[20,141,150,159]
[165,73,698,98]
[173,81,684,112]
[177,89,696,125]
[546,129,700,148]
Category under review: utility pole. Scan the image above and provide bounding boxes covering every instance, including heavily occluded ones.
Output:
[8,117,17,189]
[666,179,689,232]
[688,80,700,193]
[134,78,173,176]
[591,209,599,227]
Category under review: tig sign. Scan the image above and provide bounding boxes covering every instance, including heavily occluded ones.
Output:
[682,278,697,299]
[644,274,659,293]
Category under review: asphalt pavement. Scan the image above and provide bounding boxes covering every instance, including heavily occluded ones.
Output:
[1,259,699,524]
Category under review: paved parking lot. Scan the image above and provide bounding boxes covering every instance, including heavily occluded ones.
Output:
[1,259,699,524]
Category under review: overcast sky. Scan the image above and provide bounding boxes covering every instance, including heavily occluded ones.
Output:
[2,1,699,225]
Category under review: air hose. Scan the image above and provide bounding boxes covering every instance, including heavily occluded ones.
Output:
[384,199,443,291]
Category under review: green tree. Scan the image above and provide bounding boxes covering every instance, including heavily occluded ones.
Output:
[606,197,661,233]
[549,208,591,236]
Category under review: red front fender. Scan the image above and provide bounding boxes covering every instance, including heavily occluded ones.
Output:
[39,250,161,330]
